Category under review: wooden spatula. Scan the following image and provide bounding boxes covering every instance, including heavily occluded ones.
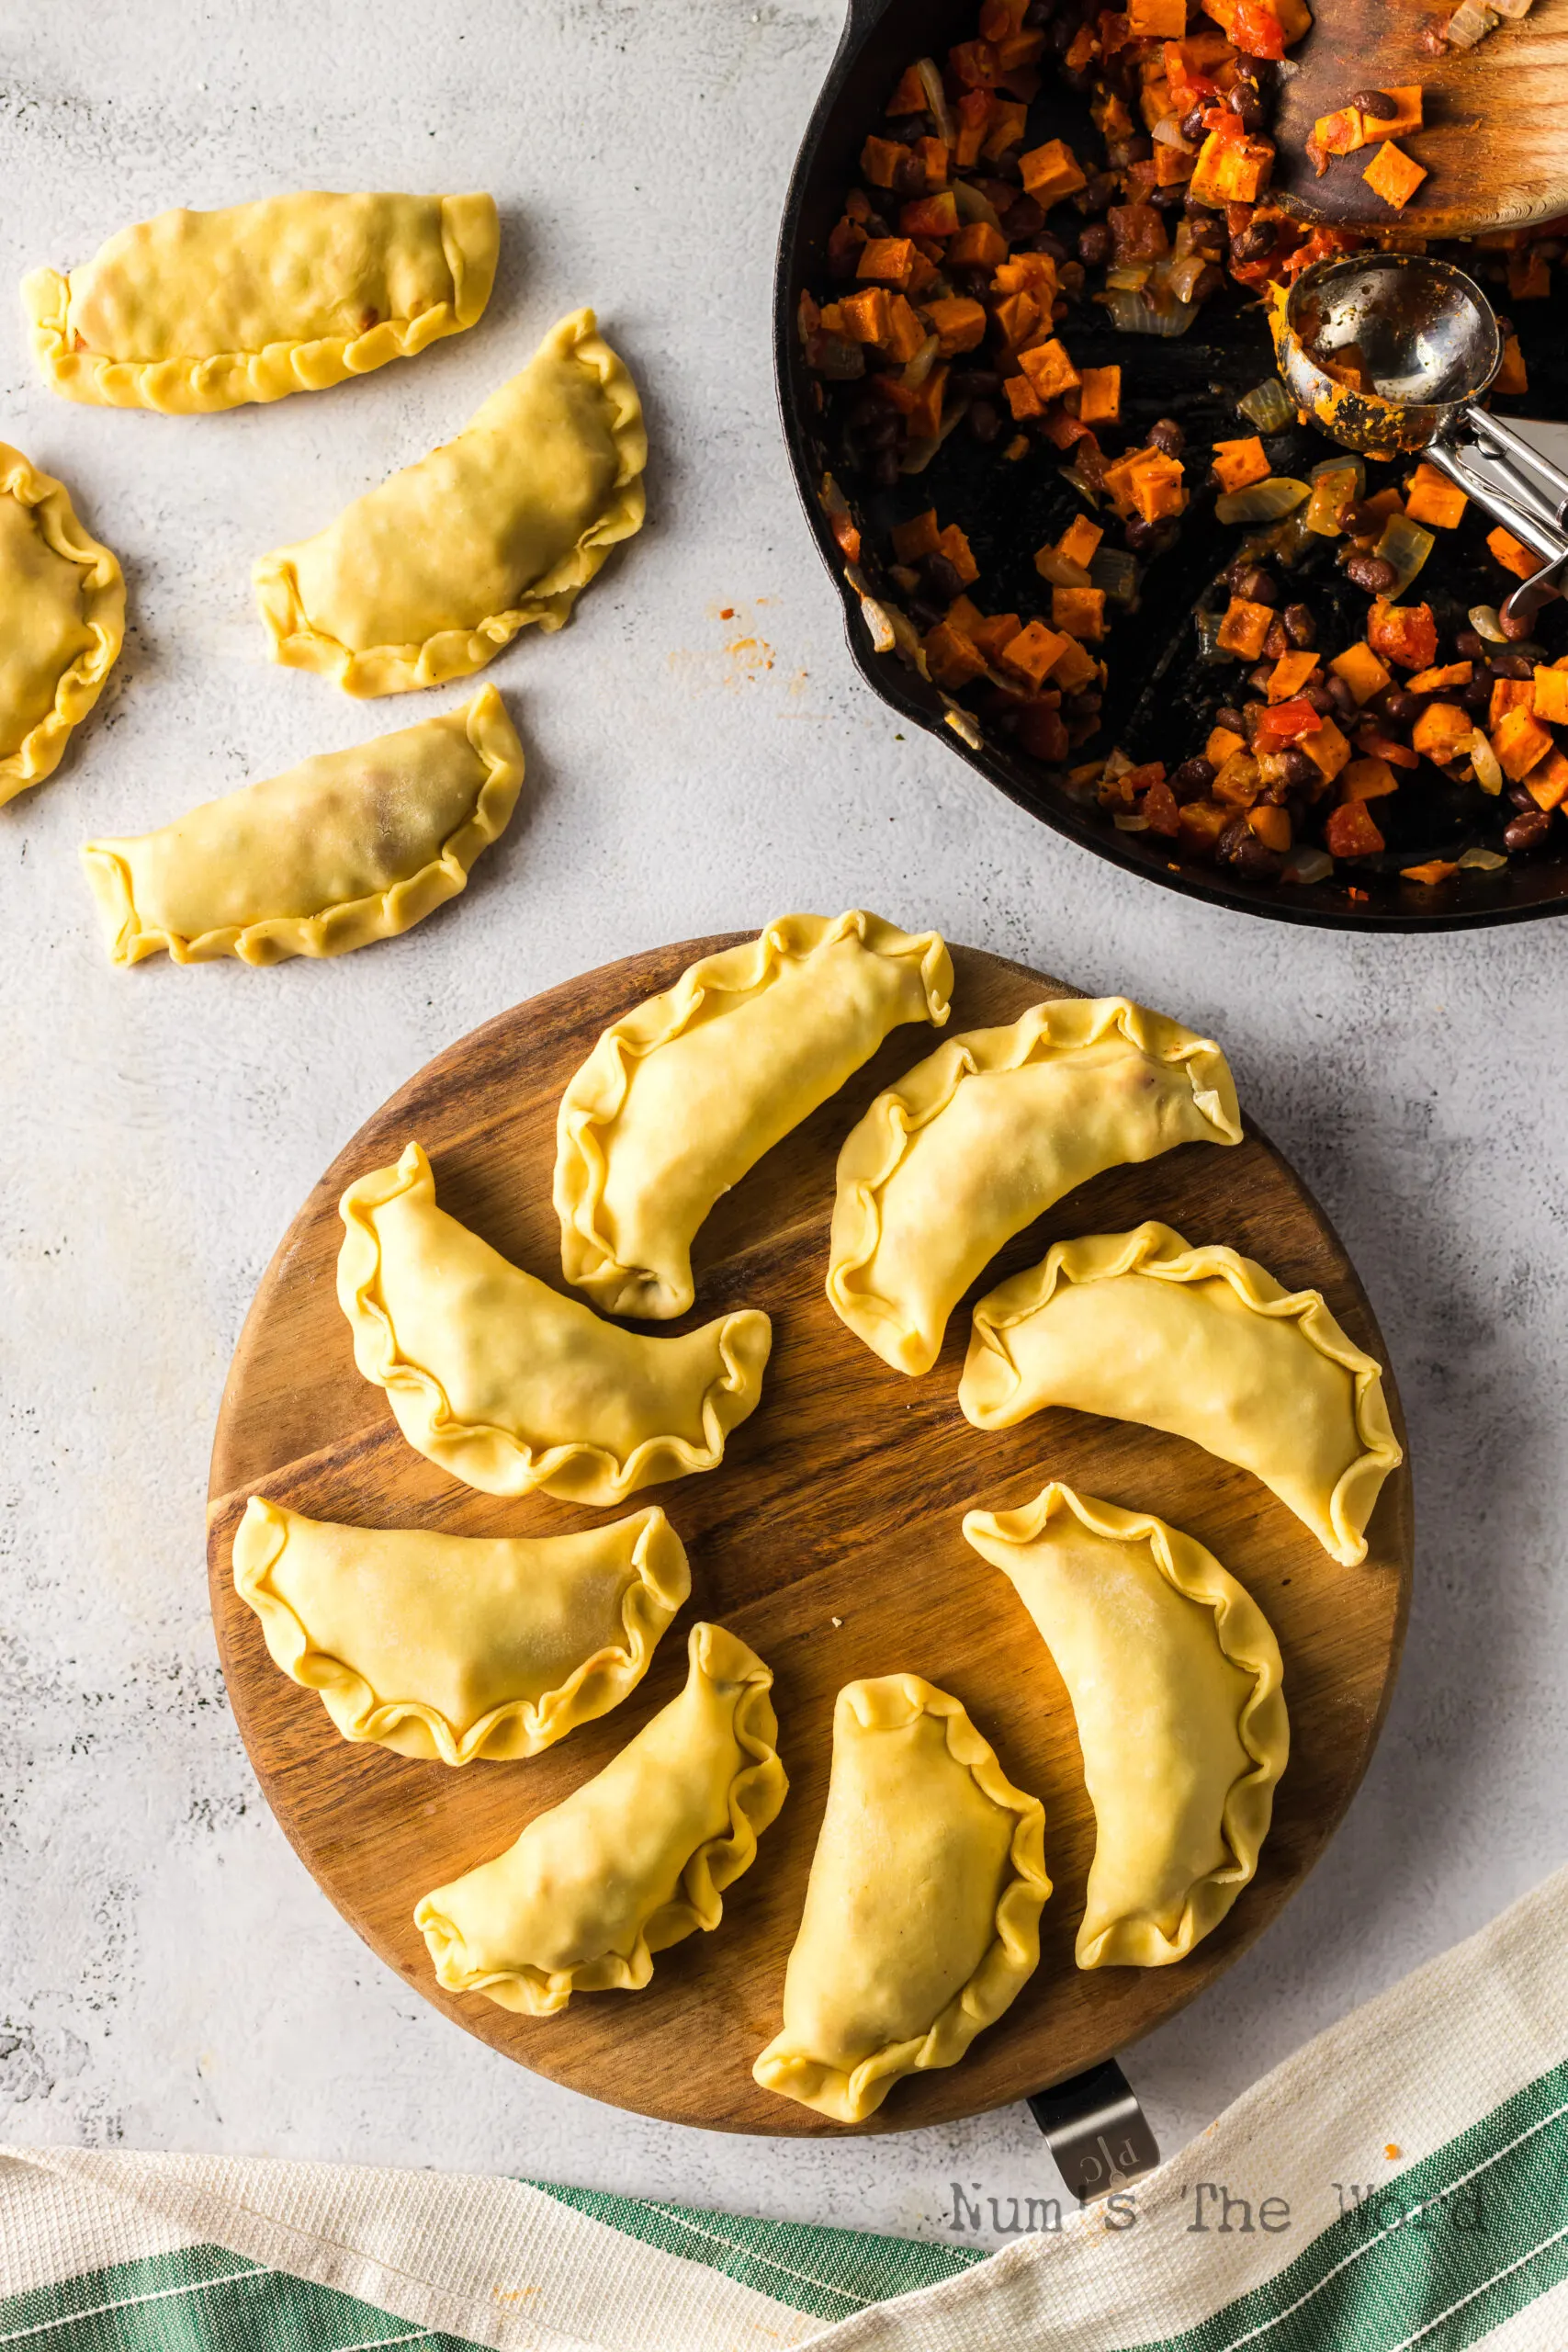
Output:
[1269,0,1568,236]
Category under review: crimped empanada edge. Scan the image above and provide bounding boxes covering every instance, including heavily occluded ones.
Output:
[253,305,649,696]
[554,910,954,1317]
[337,1141,772,1503]
[80,684,524,969]
[20,194,498,415]
[0,443,124,806]
[231,1494,690,1765]
[827,997,1241,1375]
[963,1219,1404,1566]
[964,1481,1289,1968]
[753,1673,1049,2123]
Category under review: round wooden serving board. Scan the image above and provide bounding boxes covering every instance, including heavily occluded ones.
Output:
[208,939,1413,2137]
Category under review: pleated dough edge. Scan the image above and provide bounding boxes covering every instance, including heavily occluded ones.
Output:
[230,1493,691,1765]
[555,910,954,1317]
[252,305,648,695]
[963,1219,1404,1566]
[752,1672,1050,2123]
[827,997,1241,1375]
[337,1140,772,1502]
[963,1481,1288,1969]
[415,1619,788,2014]
[79,683,524,968]
[20,193,499,414]
[0,443,125,807]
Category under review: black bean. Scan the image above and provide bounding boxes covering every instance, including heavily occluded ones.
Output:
[1213,705,1247,735]
[1281,746,1317,788]
[1190,262,1226,303]
[1282,603,1317,649]
[1219,820,1281,879]
[1455,630,1486,660]
[919,552,965,604]
[1227,80,1265,130]
[1345,550,1398,594]
[1232,218,1275,263]
[1352,88,1400,118]
[1304,682,1337,716]
[1489,650,1534,678]
[1382,688,1420,726]
[869,447,901,489]
[968,399,1003,444]
[1065,689,1103,717]
[1504,809,1552,852]
[1078,220,1112,266]
[1500,603,1537,642]
[1151,185,1187,212]
[1124,514,1162,552]
[1189,216,1226,256]
[893,153,926,198]
[1233,566,1280,606]
[1339,500,1383,537]
[1248,660,1276,693]
[952,368,1002,400]
[1171,756,1217,799]
[1507,781,1539,809]
[1024,0,1057,25]
[1326,674,1359,719]
[1073,171,1118,217]
[1148,416,1186,457]
[1264,618,1290,662]
[1181,104,1209,142]
[1461,677,1492,717]
[1007,194,1047,239]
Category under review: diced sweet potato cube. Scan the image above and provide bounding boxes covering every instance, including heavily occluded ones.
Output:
[936,524,980,585]
[1020,137,1089,202]
[915,136,951,187]
[1527,747,1568,811]
[967,613,1021,663]
[857,237,917,287]
[1411,701,1473,765]
[838,288,893,345]
[1004,373,1043,421]
[1487,526,1539,580]
[1213,750,1262,805]
[1507,249,1551,302]
[945,594,985,638]
[1339,755,1398,802]
[1366,86,1423,138]
[1212,435,1271,492]
[1206,724,1248,766]
[900,193,960,240]
[1268,650,1321,702]
[1404,462,1467,529]
[1216,596,1274,660]
[1532,666,1568,725]
[1058,515,1104,568]
[1052,586,1106,639]
[1000,619,1073,685]
[886,63,928,116]
[1051,636,1100,691]
[1247,804,1292,851]
[1145,778,1183,836]
[891,510,942,563]
[1310,107,1367,164]
[994,252,1059,300]
[1490,676,1534,732]
[860,136,908,188]
[983,100,1030,157]
[1368,599,1438,671]
[994,290,1043,350]
[954,89,992,168]
[1329,642,1393,706]
[906,363,948,439]
[1362,141,1427,212]
[884,296,928,363]
[1065,25,1097,69]
[1493,704,1553,781]
[1179,797,1232,854]
[924,622,988,687]
[1401,859,1459,886]
[1190,130,1272,206]
[1129,0,1186,30]
[1077,366,1122,424]
[1014,701,1070,761]
[947,221,1009,269]
[1109,202,1169,264]
[1155,141,1195,187]
[1300,715,1351,780]
[1019,338,1082,401]
[1325,799,1385,858]
[1132,458,1187,523]
[921,296,987,357]
[1406,661,1472,695]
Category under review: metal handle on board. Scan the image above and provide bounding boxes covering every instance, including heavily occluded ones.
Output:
[1028,2059,1162,2204]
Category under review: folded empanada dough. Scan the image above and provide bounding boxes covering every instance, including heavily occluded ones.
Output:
[23,191,498,413]
[416,1621,786,2012]
[339,1141,771,1504]
[753,1676,1049,2122]
[232,1495,689,1764]
[80,684,522,967]
[964,1483,1287,1968]
[556,910,953,1318]
[0,444,124,807]
[829,997,1240,1375]
[961,1222,1403,1566]
[254,307,646,696]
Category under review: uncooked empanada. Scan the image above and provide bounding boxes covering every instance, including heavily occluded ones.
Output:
[232,1495,689,1764]
[80,684,522,967]
[339,1141,770,1503]
[254,308,646,696]
[416,1622,786,2012]
[23,192,498,413]
[964,1483,1287,1967]
[961,1222,1402,1566]
[753,1676,1048,2122]
[829,997,1240,1375]
[556,911,953,1318]
[0,444,124,807]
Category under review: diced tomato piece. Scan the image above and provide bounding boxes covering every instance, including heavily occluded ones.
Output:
[1367,599,1438,672]
[1257,697,1321,740]
[1325,799,1385,858]
[1232,0,1285,54]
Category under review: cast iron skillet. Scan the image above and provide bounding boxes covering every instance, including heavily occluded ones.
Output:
[773,0,1568,931]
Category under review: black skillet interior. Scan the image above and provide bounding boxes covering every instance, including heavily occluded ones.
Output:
[773,0,1568,931]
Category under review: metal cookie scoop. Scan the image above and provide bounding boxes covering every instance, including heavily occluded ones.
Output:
[1271,252,1568,623]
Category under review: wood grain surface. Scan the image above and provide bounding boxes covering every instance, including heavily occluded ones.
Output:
[1272,0,1568,235]
[207,938,1413,2138]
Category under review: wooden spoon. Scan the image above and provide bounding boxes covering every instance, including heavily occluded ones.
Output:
[1269,0,1568,236]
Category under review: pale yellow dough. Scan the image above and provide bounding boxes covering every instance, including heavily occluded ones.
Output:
[254,307,646,695]
[556,910,953,1318]
[963,1483,1288,1968]
[961,1222,1403,1566]
[80,684,523,967]
[22,192,498,413]
[231,1495,689,1765]
[753,1676,1049,2122]
[338,1141,771,1504]
[416,1622,786,2013]
[0,444,124,806]
[829,997,1241,1376]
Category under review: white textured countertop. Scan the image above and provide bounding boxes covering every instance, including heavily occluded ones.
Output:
[3,0,1566,2253]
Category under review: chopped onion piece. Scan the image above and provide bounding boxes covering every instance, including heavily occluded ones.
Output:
[1469,602,1507,641]
[1089,547,1140,604]
[1152,116,1196,149]
[899,396,970,474]
[902,333,942,389]
[1237,377,1296,433]
[856,594,897,654]
[1195,607,1230,664]
[1445,0,1499,40]
[1103,746,1136,780]
[1493,0,1533,17]
[1267,512,1315,567]
[1105,263,1154,290]
[1374,513,1437,596]
[1458,845,1508,869]
[1113,812,1151,831]
[1282,847,1333,885]
[1097,286,1199,336]
[1167,254,1211,304]
[1470,729,1505,795]
[1060,462,1102,507]
[953,180,1003,231]
[1037,547,1093,589]
[915,57,955,145]
[1215,476,1312,524]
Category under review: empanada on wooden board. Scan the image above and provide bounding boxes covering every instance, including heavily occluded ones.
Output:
[23,191,498,413]
[416,1623,786,2014]
[964,1484,1287,1969]
[254,307,646,695]
[0,444,124,806]
[232,1496,689,1764]
[829,997,1241,1376]
[81,685,522,967]
[754,1676,1048,2122]
[962,1222,1403,1567]
[556,910,953,1318]
[338,1140,770,1503]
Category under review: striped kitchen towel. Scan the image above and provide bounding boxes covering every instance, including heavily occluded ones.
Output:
[4,1861,1567,2351]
